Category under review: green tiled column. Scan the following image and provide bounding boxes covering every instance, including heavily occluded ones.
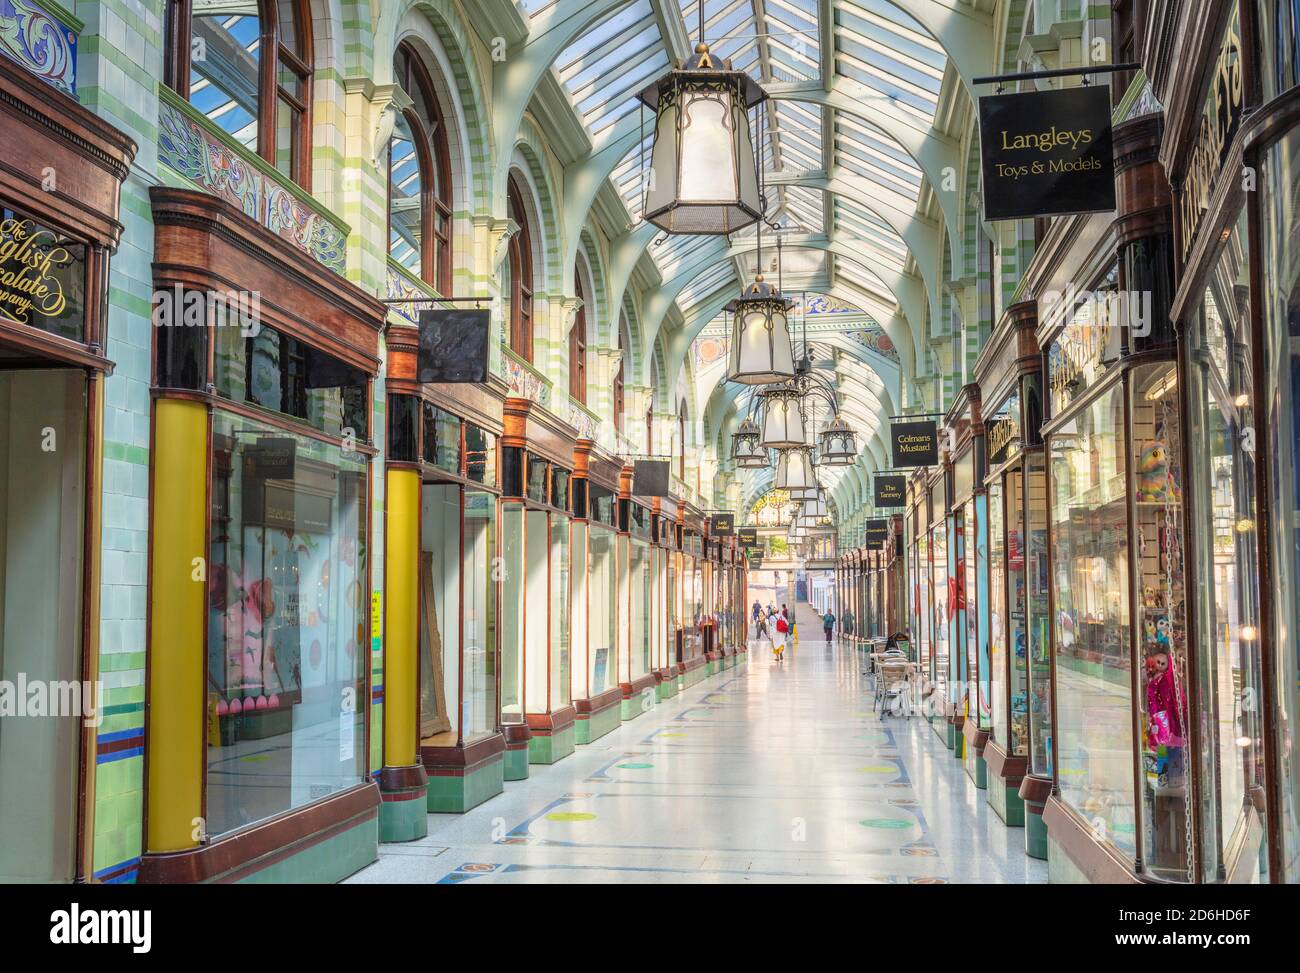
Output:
[528,724,576,764]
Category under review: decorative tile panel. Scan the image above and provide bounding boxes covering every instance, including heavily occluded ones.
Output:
[157,94,348,274]
[0,0,77,95]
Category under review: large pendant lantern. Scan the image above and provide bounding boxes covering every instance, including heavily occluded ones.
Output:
[803,493,829,520]
[725,277,796,385]
[635,44,767,235]
[731,417,769,469]
[819,414,857,466]
[760,384,806,448]
[774,446,816,494]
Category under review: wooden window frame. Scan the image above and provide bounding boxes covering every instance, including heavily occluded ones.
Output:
[163,0,314,191]
[507,175,535,362]
[569,268,587,403]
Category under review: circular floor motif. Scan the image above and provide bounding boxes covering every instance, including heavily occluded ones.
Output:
[856,765,896,774]
[618,762,654,769]
[859,817,913,830]
[545,812,597,822]
[659,732,689,738]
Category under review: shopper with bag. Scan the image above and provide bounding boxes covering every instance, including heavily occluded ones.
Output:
[773,611,789,662]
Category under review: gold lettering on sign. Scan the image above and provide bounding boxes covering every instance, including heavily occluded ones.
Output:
[1180,6,1243,263]
[1000,127,1095,153]
[988,415,1021,460]
[1050,319,1114,406]
[0,218,73,324]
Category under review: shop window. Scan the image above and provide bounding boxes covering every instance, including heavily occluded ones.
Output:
[499,501,525,723]
[164,0,313,188]
[614,319,627,435]
[213,319,369,439]
[1186,206,1267,881]
[588,526,616,693]
[1049,384,1133,853]
[389,42,454,293]
[0,209,86,342]
[421,402,461,475]
[631,536,652,681]
[550,514,571,708]
[1025,456,1052,776]
[465,424,497,487]
[420,484,460,743]
[1260,0,1300,101]
[1131,361,1191,879]
[0,370,86,881]
[989,478,1008,748]
[205,409,368,838]
[1259,129,1300,879]
[463,491,498,738]
[506,176,534,361]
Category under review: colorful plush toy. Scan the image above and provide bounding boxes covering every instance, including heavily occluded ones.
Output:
[1136,441,1176,502]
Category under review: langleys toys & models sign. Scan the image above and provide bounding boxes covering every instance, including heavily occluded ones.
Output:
[978,85,1116,221]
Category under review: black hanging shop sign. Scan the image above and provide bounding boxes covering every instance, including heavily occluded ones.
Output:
[977,85,1116,221]
[709,513,735,537]
[632,459,671,497]
[863,519,891,547]
[737,526,759,548]
[890,420,939,468]
[874,475,906,508]
[417,309,491,383]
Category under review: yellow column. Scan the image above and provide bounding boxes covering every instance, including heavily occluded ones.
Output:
[146,398,207,852]
[383,468,420,767]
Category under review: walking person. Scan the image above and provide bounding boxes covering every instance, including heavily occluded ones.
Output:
[823,609,836,644]
[754,608,768,642]
[773,610,788,662]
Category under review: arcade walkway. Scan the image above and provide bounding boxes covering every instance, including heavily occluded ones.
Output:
[347,603,1046,885]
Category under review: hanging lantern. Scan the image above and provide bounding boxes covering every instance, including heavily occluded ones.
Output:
[803,493,829,520]
[774,446,816,494]
[635,44,767,235]
[819,414,857,466]
[725,277,796,385]
[760,384,806,448]
[731,417,769,469]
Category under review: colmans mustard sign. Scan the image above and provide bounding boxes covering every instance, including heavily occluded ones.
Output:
[891,420,938,468]
[978,86,1116,221]
[0,217,80,328]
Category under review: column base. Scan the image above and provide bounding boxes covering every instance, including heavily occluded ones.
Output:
[139,784,379,883]
[962,719,990,789]
[574,688,623,744]
[379,765,429,842]
[423,733,507,813]
[983,740,1026,827]
[620,673,659,721]
[655,667,679,701]
[502,723,531,781]
[679,656,708,689]
[527,706,577,764]
[1019,775,1053,861]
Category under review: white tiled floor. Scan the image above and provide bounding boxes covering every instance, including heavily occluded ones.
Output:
[347,604,1048,885]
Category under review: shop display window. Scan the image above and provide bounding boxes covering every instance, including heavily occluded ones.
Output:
[463,491,497,740]
[588,525,617,694]
[0,210,86,342]
[1131,362,1192,879]
[550,514,571,709]
[1006,470,1029,757]
[422,404,461,475]
[1258,128,1300,878]
[212,316,369,438]
[465,424,497,487]
[1025,456,1051,774]
[1049,383,1133,852]
[1186,206,1267,881]
[0,369,86,881]
[1259,0,1295,101]
[630,537,652,681]
[930,519,948,709]
[989,478,1007,746]
[205,409,368,839]
[500,501,525,723]
[420,484,460,743]
[524,509,549,711]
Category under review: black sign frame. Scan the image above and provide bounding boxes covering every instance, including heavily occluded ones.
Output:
[417,309,491,383]
[874,475,906,509]
[978,85,1117,222]
[891,420,939,468]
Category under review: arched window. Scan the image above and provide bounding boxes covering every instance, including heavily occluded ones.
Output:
[569,268,587,403]
[388,42,454,293]
[646,406,654,455]
[614,317,627,435]
[164,0,313,188]
[677,401,687,481]
[506,174,535,361]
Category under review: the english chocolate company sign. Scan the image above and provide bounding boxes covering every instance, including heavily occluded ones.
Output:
[978,85,1116,221]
